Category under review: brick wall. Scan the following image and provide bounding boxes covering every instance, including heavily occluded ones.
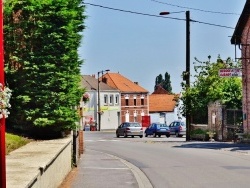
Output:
[120,93,149,123]
[241,17,250,133]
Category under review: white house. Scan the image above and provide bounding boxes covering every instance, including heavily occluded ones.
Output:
[80,75,121,130]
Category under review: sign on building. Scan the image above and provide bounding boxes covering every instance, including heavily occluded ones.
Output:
[219,68,242,77]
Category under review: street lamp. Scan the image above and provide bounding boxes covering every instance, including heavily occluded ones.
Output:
[97,69,110,131]
[159,11,191,141]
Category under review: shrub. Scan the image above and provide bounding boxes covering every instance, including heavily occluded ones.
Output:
[190,128,207,135]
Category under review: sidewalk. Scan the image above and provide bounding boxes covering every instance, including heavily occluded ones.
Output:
[60,149,153,188]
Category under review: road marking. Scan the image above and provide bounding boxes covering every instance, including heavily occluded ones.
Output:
[83,167,128,170]
[85,139,121,142]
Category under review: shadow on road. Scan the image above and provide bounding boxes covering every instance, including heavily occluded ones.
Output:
[173,142,250,152]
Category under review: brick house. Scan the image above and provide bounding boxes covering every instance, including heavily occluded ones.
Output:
[101,72,149,124]
[231,0,250,133]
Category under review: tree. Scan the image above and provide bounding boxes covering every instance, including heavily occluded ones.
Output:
[180,56,242,124]
[4,0,86,137]
[154,72,172,93]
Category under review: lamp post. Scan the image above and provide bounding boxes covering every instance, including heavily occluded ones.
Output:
[160,11,191,141]
[97,69,110,131]
[0,0,6,187]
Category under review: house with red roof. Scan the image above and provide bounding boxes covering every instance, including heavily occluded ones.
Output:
[101,72,149,125]
[149,86,185,125]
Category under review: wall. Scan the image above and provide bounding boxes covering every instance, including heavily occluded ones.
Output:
[6,136,72,188]
[207,100,225,140]
[241,17,250,133]
[120,93,149,123]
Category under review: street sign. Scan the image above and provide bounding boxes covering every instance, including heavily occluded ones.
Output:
[219,68,242,77]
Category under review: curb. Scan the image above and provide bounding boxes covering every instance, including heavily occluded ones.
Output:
[106,153,153,188]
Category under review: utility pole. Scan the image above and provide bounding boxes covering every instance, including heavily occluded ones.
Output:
[186,10,191,141]
[97,69,110,131]
[97,71,101,131]
[0,0,6,187]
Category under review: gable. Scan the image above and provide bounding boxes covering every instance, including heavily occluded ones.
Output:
[231,0,250,44]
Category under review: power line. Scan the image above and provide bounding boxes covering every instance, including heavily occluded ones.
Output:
[150,0,240,15]
[84,2,235,29]
[84,2,185,21]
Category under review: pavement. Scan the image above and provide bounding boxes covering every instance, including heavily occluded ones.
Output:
[59,149,153,188]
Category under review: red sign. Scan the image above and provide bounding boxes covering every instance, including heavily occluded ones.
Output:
[219,68,242,77]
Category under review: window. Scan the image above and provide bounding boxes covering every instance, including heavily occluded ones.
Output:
[134,98,137,106]
[115,94,119,104]
[141,98,144,106]
[104,94,108,104]
[109,94,114,105]
[134,116,137,122]
[125,99,129,106]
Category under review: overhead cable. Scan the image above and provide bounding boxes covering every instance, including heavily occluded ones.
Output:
[150,0,240,15]
[84,2,235,29]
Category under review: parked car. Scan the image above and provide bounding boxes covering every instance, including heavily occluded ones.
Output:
[116,122,143,138]
[145,123,170,137]
[169,120,186,137]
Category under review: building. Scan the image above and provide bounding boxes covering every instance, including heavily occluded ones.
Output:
[231,0,250,133]
[101,72,149,124]
[80,75,120,130]
[149,85,185,125]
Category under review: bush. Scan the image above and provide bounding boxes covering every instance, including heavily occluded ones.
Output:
[190,128,207,135]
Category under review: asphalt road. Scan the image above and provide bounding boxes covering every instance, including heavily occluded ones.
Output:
[84,131,250,188]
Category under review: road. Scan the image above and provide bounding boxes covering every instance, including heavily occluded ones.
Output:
[84,131,250,188]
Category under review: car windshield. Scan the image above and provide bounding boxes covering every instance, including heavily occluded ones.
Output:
[157,124,167,128]
[128,123,141,127]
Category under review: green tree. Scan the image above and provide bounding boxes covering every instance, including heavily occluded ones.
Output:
[154,72,172,93]
[181,56,242,124]
[4,0,86,137]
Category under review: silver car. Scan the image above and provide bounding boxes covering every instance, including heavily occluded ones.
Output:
[116,122,143,138]
[169,120,186,137]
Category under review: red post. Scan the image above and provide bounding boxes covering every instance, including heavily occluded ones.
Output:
[0,0,6,187]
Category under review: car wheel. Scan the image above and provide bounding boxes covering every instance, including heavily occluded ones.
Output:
[166,134,170,138]
[145,134,148,137]
[153,133,157,137]
[116,132,119,138]
[158,134,161,137]
[132,135,134,138]
[139,135,143,138]
[124,132,127,138]
[176,132,179,137]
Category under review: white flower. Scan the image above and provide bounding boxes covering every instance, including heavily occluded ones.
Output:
[0,83,12,119]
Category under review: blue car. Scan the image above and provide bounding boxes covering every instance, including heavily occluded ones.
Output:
[145,123,170,137]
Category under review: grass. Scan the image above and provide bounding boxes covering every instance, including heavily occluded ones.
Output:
[5,133,31,155]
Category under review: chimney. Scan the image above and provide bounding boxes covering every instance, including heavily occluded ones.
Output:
[134,82,138,85]
[102,77,107,84]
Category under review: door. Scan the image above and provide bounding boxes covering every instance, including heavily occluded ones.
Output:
[169,122,175,134]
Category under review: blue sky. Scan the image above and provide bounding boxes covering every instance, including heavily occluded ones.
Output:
[79,0,246,93]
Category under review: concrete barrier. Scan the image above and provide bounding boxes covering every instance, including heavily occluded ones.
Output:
[6,135,72,188]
